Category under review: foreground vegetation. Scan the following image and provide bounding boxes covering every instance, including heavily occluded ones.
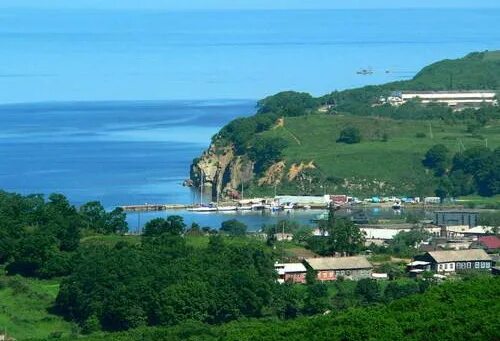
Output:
[0,190,498,340]
[53,276,499,341]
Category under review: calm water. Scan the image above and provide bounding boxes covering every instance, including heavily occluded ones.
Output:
[0,8,499,228]
[0,100,255,207]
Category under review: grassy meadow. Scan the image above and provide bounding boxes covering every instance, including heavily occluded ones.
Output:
[258,114,500,196]
[0,272,75,340]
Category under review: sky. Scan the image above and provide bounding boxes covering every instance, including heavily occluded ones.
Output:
[2,0,500,10]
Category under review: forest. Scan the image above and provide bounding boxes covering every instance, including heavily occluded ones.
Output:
[0,190,499,340]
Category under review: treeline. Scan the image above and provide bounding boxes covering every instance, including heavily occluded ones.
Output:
[52,276,500,341]
[0,191,127,278]
[422,145,500,197]
[322,50,500,117]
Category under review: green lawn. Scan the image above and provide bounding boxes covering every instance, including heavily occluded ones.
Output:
[259,114,500,196]
[456,195,500,208]
[0,273,75,340]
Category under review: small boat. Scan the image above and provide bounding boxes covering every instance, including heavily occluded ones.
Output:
[303,205,311,210]
[356,68,373,75]
[217,206,237,212]
[270,204,283,212]
[237,205,252,211]
[392,202,402,210]
[187,206,217,212]
[282,202,296,210]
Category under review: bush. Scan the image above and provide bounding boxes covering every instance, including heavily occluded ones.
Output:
[337,126,361,144]
[415,132,426,138]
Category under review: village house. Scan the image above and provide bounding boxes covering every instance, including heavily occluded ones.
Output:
[471,236,500,253]
[274,263,307,284]
[304,256,373,281]
[413,249,493,274]
[273,233,294,242]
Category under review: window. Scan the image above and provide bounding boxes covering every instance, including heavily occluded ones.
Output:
[467,262,472,269]
[439,264,443,270]
[474,262,480,269]
[449,263,454,270]
[444,263,448,270]
[486,262,491,268]
[480,262,485,269]
[346,270,351,276]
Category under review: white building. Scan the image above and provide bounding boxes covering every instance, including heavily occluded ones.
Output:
[387,90,497,109]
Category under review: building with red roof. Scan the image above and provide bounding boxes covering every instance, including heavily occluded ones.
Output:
[472,236,500,252]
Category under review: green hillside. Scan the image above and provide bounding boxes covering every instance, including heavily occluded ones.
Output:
[258,115,500,197]
[193,51,500,199]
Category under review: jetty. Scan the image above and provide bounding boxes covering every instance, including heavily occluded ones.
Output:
[120,204,191,212]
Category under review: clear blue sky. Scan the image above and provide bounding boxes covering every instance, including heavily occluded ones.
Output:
[2,0,500,10]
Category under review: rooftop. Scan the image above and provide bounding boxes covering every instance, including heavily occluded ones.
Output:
[478,236,500,249]
[427,249,492,263]
[305,256,372,270]
[275,263,307,273]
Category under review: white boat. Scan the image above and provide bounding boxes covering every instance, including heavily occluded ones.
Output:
[187,206,217,212]
[237,205,252,211]
[217,206,238,212]
[282,202,296,210]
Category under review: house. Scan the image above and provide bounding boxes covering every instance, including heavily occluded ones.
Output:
[274,263,307,284]
[414,249,492,274]
[462,226,496,237]
[424,196,441,204]
[434,210,479,228]
[471,236,500,253]
[406,260,432,277]
[304,256,373,281]
[274,233,294,241]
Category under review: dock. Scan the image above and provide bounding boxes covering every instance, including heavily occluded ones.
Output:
[120,204,191,212]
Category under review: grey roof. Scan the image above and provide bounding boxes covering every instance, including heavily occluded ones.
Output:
[427,249,492,263]
[305,256,373,271]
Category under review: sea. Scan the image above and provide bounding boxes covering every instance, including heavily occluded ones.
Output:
[1,8,499,230]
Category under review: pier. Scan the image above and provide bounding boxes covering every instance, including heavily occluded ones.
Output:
[120,204,191,212]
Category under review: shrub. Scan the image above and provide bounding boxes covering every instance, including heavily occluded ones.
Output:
[337,126,362,144]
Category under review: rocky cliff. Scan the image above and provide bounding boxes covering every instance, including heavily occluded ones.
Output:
[190,144,254,200]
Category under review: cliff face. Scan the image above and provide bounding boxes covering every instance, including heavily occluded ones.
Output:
[190,143,254,200]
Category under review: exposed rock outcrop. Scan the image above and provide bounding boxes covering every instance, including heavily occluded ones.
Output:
[190,143,254,200]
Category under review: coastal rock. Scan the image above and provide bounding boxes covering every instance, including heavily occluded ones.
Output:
[190,143,254,200]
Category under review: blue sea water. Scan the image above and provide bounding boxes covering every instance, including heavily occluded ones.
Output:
[0,8,499,228]
[0,100,255,207]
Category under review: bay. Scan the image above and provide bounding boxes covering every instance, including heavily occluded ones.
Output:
[0,8,498,229]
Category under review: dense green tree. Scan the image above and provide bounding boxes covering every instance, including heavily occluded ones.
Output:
[248,136,288,174]
[355,278,381,305]
[422,144,450,175]
[389,229,430,257]
[220,219,247,236]
[143,216,186,237]
[257,91,319,117]
[384,280,420,302]
[337,126,362,144]
[302,282,330,314]
[314,206,365,255]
